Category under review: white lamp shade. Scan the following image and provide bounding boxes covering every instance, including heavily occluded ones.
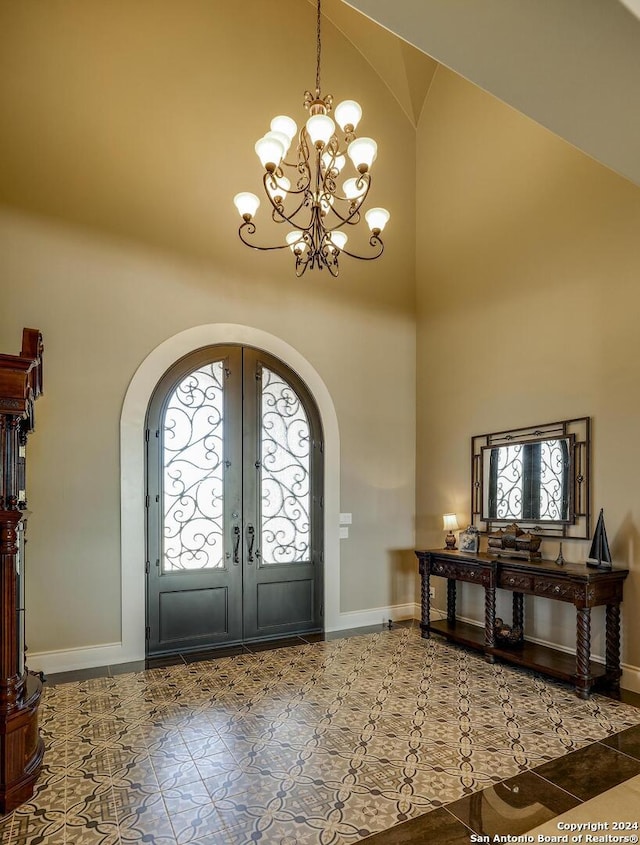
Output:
[233,192,260,219]
[306,114,335,148]
[335,99,362,131]
[343,177,366,200]
[322,152,346,174]
[365,207,390,233]
[443,513,459,531]
[255,135,285,170]
[264,129,291,157]
[347,136,377,172]
[270,115,298,142]
[266,176,291,203]
[286,230,306,253]
[328,230,348,251]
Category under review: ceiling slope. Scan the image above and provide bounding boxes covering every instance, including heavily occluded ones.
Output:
[342,0,640,186]
[320,0,437,126]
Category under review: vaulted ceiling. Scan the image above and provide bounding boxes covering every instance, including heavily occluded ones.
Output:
[316,0,437,127]
[328,0,640,186]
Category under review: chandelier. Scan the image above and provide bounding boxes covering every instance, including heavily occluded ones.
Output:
[233,0,390,277]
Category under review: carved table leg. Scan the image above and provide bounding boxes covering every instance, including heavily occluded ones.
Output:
[447,578,457,625]
[575,606,592,699]
[512,592,524,642]
[420,560,430,639]
[485,585,496,661]
[605,604,622,687]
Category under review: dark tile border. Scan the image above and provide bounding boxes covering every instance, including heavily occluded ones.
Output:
[533,740,640,801]
[601,723,640,759]
[361,736,640,845]
[447,770,580,838]
[360,807,473,845]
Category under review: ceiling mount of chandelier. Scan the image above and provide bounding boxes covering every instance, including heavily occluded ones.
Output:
[233,0,390,277]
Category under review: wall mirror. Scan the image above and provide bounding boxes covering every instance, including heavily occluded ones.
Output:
[471,417,591,539]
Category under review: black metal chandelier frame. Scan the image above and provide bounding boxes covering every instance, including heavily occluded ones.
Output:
[234,0,388,277]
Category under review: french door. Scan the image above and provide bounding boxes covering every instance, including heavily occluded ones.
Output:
[145,345,324,656]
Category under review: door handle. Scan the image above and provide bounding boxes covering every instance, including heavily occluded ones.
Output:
[246,524,255,563]
[232,525,240,565]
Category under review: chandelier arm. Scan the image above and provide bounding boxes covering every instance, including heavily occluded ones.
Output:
[297,130,313,177]
[265,194,313,227]
[238,221,292,251]
[262,173,313,226]
[295,250,312,277]
[319,245,340,277]
[320,176,371,226]
[322,201,364,227]
[279,162,312,192]
[270,202,315,231]
[336,236,385,262]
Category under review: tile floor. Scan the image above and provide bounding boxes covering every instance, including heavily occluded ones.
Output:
[526,773,640,842]
[1,623,639,845]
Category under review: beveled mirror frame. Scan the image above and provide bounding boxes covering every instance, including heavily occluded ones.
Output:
[471,417,591,540]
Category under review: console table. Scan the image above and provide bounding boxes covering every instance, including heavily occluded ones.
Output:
[415,549,628,698]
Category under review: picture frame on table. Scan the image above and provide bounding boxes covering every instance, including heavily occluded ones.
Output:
[459,526,480,554]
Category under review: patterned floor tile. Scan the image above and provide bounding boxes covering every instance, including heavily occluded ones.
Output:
[117,792,176,843]
[204,766,289,805]
[3,628,640,845]
[65,825,122,845]
[193,749,237,782]
[9,808,67,843]
[150,758,203,790]
[170,802,240,844]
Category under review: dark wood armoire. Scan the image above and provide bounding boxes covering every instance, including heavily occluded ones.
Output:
[0,328,45,813]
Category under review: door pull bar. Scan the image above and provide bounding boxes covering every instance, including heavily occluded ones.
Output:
[233,525,241,565]
[246,524,255,563]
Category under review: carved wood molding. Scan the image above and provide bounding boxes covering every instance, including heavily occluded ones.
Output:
[430,559,492,586]
[501,573,532,591]
[0,328,44,813]
[0,328,43,425]
[534,579,576,601]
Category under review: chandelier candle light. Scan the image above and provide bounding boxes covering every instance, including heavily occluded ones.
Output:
[233,0,390,277]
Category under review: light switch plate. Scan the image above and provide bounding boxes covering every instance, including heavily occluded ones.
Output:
[339,526,349,539]
[339,513,353,525]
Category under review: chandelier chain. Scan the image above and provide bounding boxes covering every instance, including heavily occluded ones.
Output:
[316,0,322,96]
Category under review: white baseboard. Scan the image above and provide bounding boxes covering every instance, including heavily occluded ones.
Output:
[28,604,640,694]
[29,603,424,675]
[620,662,640,694]
[28,642,142,675]
[328,602,420,632]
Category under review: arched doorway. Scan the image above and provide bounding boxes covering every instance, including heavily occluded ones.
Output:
[145,344,324,655]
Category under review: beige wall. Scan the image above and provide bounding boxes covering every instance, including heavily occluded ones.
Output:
[4,1,638,679]
[416,67,640,673]
[0,0,417,655]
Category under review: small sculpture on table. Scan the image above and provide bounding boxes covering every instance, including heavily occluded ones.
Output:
[586,509,612,570]
[487,523,541,561]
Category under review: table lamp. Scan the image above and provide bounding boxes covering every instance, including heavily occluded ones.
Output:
[443,513,459,549]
